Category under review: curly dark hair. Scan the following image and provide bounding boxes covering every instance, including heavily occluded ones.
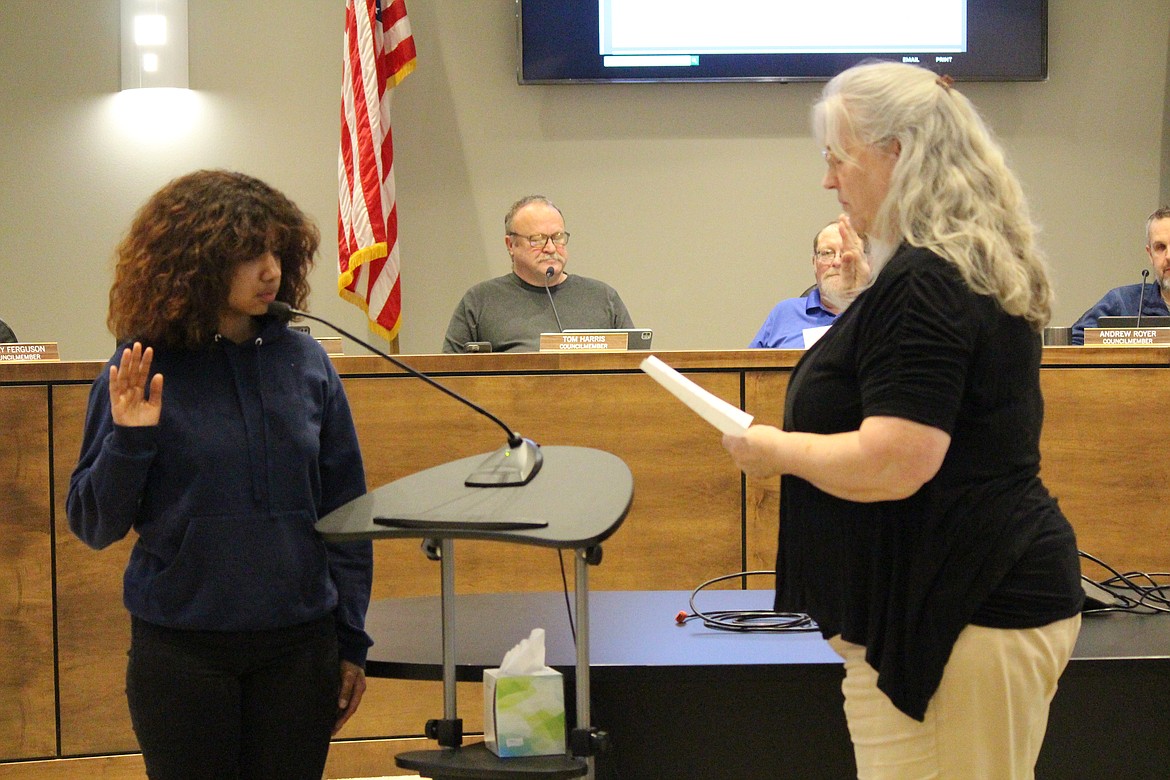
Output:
[108,170,319,348]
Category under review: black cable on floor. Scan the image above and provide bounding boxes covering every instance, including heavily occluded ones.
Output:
[677,570,819,633]
[1079,550,1170,614]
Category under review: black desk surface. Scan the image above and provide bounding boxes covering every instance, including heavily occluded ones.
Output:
[365,589,1170,681]
[316,446,633,549]
[366,590,1170,779]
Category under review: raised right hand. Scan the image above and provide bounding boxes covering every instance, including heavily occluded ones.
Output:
[836,214,871,291]
[109,342,163,427]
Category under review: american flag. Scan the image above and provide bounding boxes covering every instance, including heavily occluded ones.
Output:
[338,0,416,341]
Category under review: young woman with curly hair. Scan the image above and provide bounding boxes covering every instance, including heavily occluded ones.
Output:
[68,169,372,779]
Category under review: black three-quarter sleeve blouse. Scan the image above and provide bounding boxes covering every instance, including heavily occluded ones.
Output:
[775,244,1084,721]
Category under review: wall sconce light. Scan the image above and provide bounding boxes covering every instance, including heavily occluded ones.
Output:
[120,0,189,90]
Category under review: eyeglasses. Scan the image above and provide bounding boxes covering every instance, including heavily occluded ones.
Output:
[823,141,898,169]
[814,249,841,263]
[508,231,570,248]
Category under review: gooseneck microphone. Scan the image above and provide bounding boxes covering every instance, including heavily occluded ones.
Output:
[543,266,564,332]
[267,301,542,487]
[1136,268,1150,328]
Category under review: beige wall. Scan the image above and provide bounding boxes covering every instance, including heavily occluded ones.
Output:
[1163,20,1170,205]
[1,1,1168,359]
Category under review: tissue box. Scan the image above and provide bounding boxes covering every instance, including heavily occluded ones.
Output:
[483,667,566,757]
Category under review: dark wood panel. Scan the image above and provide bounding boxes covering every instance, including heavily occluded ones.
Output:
[742,363,1170,580]
[344,370,745,596]
[341,677,482,745]
[5,343,1163,387]
[4,348,1166,768]
[0,736,433,779]
[1039,367,1170,574]
[0,386,56,759]
[51,383,139,756]
[744,371,787,581]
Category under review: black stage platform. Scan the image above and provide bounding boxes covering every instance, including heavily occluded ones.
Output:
[366,590,1170,779]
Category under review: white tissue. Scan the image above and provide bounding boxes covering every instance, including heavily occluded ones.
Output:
[484,628,565,757]
[498,628,546,674]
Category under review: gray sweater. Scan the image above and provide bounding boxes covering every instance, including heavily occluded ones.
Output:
[442,272,634,352]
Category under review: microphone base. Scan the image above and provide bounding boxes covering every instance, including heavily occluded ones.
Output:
[464,438,543,487]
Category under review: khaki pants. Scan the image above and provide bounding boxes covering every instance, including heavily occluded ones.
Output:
[828,614,1081,780]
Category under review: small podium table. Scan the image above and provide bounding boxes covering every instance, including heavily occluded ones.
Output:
[315,446,633,780]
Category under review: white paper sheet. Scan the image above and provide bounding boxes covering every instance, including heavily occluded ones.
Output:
[640,354,753,435]
[802,325,831,348]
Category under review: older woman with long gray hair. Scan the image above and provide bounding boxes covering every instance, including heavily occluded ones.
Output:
[723,61,1084,779]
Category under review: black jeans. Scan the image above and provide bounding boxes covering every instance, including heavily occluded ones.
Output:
[126,615,340,780]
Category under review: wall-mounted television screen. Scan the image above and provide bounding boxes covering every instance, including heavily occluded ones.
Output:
[518,0,1047,84]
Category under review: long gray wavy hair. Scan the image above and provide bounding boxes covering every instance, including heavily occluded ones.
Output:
[814,61,1053,330]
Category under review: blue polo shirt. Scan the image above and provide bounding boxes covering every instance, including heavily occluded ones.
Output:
[749,288,839,349]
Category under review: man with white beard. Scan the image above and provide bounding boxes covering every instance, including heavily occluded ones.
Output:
[749,216,870,349]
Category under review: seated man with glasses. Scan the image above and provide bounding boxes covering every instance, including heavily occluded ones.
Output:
[442,195,635,353]
[749,216,870,349]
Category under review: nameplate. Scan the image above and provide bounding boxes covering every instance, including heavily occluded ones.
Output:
[316,336,343,355]
[539,332,629,352]
[0,342,60,362]
[290,325,343,355]
[1083,327,1170,346]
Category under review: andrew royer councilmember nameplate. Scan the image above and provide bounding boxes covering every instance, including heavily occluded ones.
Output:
[0,342,59,362]
[540,331,628,351]
[1083,328,1170,346]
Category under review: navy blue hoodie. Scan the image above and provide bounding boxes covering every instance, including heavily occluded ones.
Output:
[67,317,373,666]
